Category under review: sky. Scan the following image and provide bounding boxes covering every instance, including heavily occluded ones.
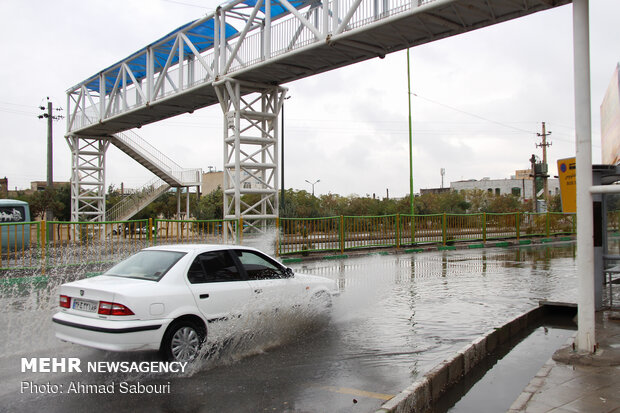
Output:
[1,0,619,199]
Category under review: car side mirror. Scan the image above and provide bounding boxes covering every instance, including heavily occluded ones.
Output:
[284,267,294,278]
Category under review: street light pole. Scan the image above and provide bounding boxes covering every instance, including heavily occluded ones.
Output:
[407,49,414,215]
[305,179,320,197]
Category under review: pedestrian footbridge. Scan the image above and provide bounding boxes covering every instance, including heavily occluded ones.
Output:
[66,0,569,232]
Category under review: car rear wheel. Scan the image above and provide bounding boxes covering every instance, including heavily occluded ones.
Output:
[311,291,332,313]
[160,320,206,362]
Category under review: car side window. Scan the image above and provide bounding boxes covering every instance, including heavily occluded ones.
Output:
[187,251,241,283]
[235,250,285,280]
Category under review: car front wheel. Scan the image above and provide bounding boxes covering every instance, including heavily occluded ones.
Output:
[160,320,206,362]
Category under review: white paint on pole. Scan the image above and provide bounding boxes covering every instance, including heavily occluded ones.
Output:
[573,0,596,353]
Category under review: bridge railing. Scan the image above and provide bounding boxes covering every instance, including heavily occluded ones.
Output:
[105,177,170,222]
[67,0,442,133]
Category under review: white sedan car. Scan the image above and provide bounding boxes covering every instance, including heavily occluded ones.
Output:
[52,244,338,362]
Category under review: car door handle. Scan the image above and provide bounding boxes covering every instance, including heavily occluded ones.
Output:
[199,294,209,299]
[254,289,262,294]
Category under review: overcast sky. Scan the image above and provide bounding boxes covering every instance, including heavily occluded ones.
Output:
[1,0,619,198]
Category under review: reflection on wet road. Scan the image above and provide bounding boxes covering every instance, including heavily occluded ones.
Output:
[0,243,590,412]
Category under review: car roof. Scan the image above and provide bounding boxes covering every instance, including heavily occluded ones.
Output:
[143,244,261,254]
[0,199,29,206]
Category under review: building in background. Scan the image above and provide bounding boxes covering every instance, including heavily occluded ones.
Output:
[601,63,620,165]
[201,170,262,195]
[450,173,559,201]
[420,187,450,195]
[0,178,70,198]
[29,181,70,192]
[0,177,7,198]
[201,171,224,195]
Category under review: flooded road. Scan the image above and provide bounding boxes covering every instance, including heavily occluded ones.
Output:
[0,242,590,412]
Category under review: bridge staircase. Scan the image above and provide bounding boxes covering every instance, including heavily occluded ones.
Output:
[106,130,201,221]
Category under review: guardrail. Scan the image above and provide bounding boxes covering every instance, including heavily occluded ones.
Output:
[277,212,580,255]
[0,211,605,272]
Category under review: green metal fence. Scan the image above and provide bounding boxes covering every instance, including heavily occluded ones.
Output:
[0,210,590,271]
[278,216,340,255]
[276,212,579,255]
[154,218,240,245]
[0,221,40,270]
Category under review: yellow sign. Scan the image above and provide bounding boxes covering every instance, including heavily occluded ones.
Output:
[557,157,576,213]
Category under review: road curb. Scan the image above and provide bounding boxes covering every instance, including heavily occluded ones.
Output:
[375,305,555,413]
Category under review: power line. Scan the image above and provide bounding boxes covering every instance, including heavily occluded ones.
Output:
[160,0,214,10]
[410,92,538,135]
[0,100,39,109]
[0,108,40,116]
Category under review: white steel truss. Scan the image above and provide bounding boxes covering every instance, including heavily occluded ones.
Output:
[64,0,570,225]
[66,136,109,222]
[66,0,568,136]
[215,79,286,240]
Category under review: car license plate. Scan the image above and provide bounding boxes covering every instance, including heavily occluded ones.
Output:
[72,298,98,313]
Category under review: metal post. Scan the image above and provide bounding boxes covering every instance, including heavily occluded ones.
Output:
[264,0,271,59]
[41,220,46,275]
[573,0,595,353]
[530,154,537,212]
[186,187,190,219]
[442,213,447,246]
[46,101,53,221]
[176,189,181,219]
[281,101,285,211]
[396,214,400,249]
[340,215,344,254]
[407,49,414,215]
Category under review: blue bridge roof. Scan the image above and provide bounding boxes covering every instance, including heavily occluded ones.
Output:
[84,0,310,93]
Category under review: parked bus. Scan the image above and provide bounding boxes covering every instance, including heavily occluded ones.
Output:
[0,199,31,253]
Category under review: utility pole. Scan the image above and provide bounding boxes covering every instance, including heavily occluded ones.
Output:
[38,97,63,221]
[536,122,552,205]
[530,154,538,212]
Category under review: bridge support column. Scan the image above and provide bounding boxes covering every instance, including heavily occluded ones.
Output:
[214,80,287,243]
[66,136,109,222]
[573,0,595,353]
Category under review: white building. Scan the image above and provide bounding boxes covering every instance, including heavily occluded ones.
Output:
[201,171,262,195]
[450,177,560,201]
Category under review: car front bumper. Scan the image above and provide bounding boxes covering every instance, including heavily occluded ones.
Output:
[52,311,172,352]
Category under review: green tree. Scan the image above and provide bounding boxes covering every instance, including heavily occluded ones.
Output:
[487,194,523,213]
[196,186,223,220]
[22,184,71,221]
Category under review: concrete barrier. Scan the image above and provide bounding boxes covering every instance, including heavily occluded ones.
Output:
[375,304,554,413]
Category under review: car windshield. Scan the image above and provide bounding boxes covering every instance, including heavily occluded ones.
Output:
[104,250,186,281]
